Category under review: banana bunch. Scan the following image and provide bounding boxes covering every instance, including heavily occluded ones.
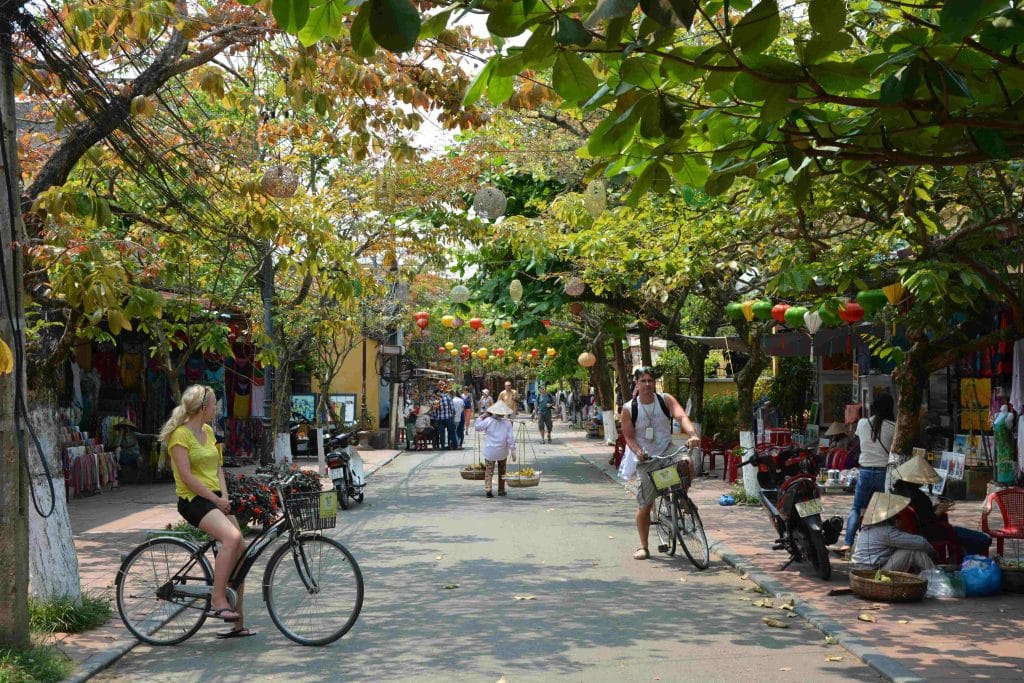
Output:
[518,468,535,477]
[0,336,13,375]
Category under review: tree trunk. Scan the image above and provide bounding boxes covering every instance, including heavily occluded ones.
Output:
[591,339,617,444]
[638,328,653,366]
[0,20,30,645]
[734,325,768,432]
[27,407,80,602]
[682,343,709,424]
[611,336,631,408]
[890,337,930,458]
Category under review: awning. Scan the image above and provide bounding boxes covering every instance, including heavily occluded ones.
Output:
[680,336,750,354]
[762,324,884,357]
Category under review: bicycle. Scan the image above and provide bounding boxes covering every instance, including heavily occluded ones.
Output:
[646,446,711,570]
[115,472,363,646]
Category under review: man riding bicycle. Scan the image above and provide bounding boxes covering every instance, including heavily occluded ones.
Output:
[621,367,700,560]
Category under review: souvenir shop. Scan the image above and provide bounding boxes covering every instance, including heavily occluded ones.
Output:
[62,329,267,497]
[757,316,1024,500]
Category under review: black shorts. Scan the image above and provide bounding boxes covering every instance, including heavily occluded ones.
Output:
[177,491,221,528]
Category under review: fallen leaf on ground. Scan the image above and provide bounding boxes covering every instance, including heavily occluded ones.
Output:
[780,598,795,611]
[787,613,795,618]
[678,577,687,583]
[513,595,536,601]
[435,555,444,560]
[753,598,774,608]
[608,536,615,539]
[738,596,752,602]
[897,620,909,624]
[826,655,844,662]
[740,572,749,580]
[762,617,789,628]
[825,635,838,644]
[857,613,876,623]
[444,584,459,589]
[779,667,792,672]
[496,677,506,683]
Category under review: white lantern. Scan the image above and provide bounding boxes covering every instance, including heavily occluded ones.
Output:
[509,278,523,303]
[261,164,299,198]
[450,284,470,304]
[583,179,606,218]
[473,186,507,221]
[804,310,822,362]
[564,276,585,297]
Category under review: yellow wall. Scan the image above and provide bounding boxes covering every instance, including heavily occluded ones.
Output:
[312,337,380,428]
[676,378,737,398]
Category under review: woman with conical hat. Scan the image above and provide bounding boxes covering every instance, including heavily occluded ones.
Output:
[475,401,516,498]
[850,492,937,574]
[892,455,991,557]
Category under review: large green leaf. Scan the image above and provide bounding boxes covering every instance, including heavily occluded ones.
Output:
[940,0,997,42]
[349,2,377,57]
[639,0,697,29]
[369,0,421,52]
[420,9,453,39]
[555,15,593,45]
[552,51,599,102]
[298,0,346,46]
[522,25,557,69]
[731,0,780,55]
[807,60,870,91]
[802,31,852,64]
[620,56,661,88]
[463,59,496,106]
[487,72,515,105]
[978,9,1024,52]
[969,128,1010,159]
[761,86,796,122]
[659,95,688,138]
[808,0,845,36]
[273,0,309,35]
[488,1,528,37]
[879,61,922,104]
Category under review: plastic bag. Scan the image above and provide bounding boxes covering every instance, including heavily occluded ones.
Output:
[961,555,1002,597]
[618,446,637,480]
[922,568,965,599]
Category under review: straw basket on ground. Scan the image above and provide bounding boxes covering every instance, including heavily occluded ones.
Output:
[849,570,927,602]
[460,465,486,480]
[503,470,542,488]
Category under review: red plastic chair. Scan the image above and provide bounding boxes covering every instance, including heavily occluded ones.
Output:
[900,507,964,565]
[699,433,725,473]
[982,487,1024,556]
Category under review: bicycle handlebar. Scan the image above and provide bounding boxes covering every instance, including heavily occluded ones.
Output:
[642,445,697,462]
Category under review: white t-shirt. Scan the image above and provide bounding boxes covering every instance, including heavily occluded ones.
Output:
[855,417,894,468]
[475,416,515,461]
[452,396,465,416]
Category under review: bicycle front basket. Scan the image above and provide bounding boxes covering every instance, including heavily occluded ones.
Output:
[649,462,690,494]
[284,491,338,531]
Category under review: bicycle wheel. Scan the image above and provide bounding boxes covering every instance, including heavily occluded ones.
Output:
[676,496,711,570]
[264,534,364,645]
[654,495,676,555]
[115,537,212,646]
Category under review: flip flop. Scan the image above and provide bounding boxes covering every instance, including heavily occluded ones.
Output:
[216,627,256,639]
[205,608,241,622]
[633,547,650,560]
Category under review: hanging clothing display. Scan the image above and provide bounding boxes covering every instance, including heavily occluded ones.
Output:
[1010,339,1024,414]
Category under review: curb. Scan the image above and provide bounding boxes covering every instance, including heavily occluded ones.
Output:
[66,449,406,682]
[569,440,924,683]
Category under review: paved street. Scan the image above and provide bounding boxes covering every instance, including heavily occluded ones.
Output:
[94,431,875,682]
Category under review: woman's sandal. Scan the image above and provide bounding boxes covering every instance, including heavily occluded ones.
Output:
[205,608,241,622]
[633,547,650,560]
[216,627,256,639]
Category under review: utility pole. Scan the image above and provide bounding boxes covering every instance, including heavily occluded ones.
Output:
[0,11,31,647]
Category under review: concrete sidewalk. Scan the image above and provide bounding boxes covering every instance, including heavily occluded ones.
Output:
[54,447,402,682]
[557,421,1024,682]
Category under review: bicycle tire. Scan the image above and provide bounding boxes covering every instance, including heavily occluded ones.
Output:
[115,536,212,646]
[264,534,364,646]
[677,497,711,570]
[654,495,676,555]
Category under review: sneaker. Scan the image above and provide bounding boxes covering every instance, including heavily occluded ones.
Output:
[486,491,493,498]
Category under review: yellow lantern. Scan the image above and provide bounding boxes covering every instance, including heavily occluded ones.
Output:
[578,351,596,368]
[546,347,556,357]
[477,347,489,359]
[444,341,454,350]
[449,348,459,357]
[515,350,524,360]
[883,282,905,306]
[741,300,755,322]
[501,321,512,330]
[441,315,455,328]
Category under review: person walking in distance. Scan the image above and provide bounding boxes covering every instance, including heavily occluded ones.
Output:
[535,385,554,443]
[478,388,494,412]
[475,401,516,497]
[161,385,253,637]
[451,389,465,450]
[498,380,519,416]
[620,367,700,560]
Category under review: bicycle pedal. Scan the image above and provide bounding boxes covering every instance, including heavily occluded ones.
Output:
[657,543,670,553]
[772,541,786,550]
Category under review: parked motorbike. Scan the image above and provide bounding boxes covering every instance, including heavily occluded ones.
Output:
[325,428,366,510]
[741,446,844,580]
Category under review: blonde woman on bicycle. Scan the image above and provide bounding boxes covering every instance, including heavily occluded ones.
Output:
[160,384,250,637]
[621,368,700,560]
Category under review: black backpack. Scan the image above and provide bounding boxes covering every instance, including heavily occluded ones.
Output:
[630,393,671,425]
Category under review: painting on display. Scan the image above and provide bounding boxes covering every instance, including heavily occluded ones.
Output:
[821,383,851,426]
[924,468,949,496]
[290,394,316,423]
[328,394,357,424]
[939,451,966,480]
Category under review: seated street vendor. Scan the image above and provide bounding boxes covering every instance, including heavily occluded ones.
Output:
[851,492,937,574]
[890,455,992,557]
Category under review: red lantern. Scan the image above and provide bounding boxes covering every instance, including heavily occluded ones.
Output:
[838,301,865,324]
[460,344,470,353]
[438,346,446,356]
[469,317,483,331]
[646,319,661,330]
[495,347,505,357]
[460,349,470,360]
[414,311,429,321]
[541,319,551,328]
[415,317,429,330]
[530,348,540,359]
[771,303,790,323]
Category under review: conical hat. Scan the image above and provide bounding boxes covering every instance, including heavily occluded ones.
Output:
[863,493,910,526]
[824,422,846,437]
[487,401,513,416]
[893,455,941,485]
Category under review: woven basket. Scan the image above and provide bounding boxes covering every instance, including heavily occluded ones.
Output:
[460,468,486,480]
[999,565,1024,594]
[849,570,927,602]
[503,471,542,488]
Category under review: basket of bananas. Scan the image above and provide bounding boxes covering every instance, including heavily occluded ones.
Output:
[460,462,486,480]
[503,467,542,488]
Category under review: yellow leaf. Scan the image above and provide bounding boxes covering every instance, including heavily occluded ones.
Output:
[857,613,876,623]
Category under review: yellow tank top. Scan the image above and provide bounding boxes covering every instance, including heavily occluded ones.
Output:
[167,424,222,501]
